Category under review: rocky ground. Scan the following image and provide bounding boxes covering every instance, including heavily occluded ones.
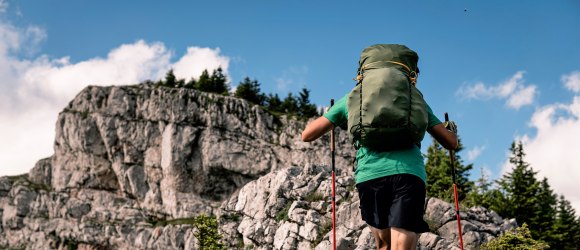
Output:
[219,164,517,250]
[1,85,516,249]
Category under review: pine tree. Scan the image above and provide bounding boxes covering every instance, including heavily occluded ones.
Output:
[425,138,473,202]
[164,69,177,87]
[194,67,229,95]
[465,167,505,210]
[234,77,265,105]
[496,141,549,241]
[532,178,557,245]
[551,195,580,249]
[195,69,211,91]
[281,92,299,115]
[210,67,229,95]
[297,88,318,118]
[184,77,196,89]
[176,78,185,88]
[265,93,283,113]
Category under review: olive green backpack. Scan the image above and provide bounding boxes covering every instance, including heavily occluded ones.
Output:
[347,44,428,151]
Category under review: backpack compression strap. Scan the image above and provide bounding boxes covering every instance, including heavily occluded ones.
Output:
[360,60,418,85]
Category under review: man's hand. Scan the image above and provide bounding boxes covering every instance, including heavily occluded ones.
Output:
[444,121,458,134]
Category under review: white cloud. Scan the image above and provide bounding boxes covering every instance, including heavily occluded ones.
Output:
[562,71,580,93]
[466,145,486,162]
[457,71,537,109]
[0,21,230,176]
[0,22,21,55]
[517,94,580,213]
[456,82,494,99]
[0,0,8,13]
[506,85,537,110]
[173,47,230,82]
[18,40,173,105]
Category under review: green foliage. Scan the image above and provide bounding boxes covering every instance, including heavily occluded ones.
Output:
[464,167,506,212]
[425,138,473,202]
[304,191,325,202]
[495,142,557,243]
[297,88,318,118]
[312,219,333,247]
[148,214,224,249]
[62,238,78,250]
[482,224,549,250]
[532,178,558,243]
[193,214,225,250]
[276,202,292,222]
[429,139,580,248]
[281,92,299,115]
[263,88,318,119]
[184,77,196,89]
[144,69,324,120]
[234,77,266,105]
[164,69,177,88]
[152,67,230,96]
[466,141,580,248]
[550,195,580,249]
[195,68,229,95]
[265,93,283,113]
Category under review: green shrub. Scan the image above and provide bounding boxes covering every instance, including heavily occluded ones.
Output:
[305,191,325,202]
[482,223,549,250]
[149,214,225,249]
[276,202,292,222]
[312,220,333,247]
[193,214,225,250]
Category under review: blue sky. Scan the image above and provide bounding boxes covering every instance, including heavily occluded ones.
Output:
[1,0,579,209]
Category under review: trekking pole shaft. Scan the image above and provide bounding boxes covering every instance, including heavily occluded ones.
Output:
[445,112,464,250]
[330,99,336,250]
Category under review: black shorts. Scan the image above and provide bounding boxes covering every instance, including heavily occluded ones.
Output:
[356,174,429,233]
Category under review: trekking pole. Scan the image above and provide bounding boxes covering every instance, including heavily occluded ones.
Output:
[445,113,464,250]
[330,99,337,250]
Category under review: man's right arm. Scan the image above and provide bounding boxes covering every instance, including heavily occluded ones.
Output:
[301,95,348,142]
[301,116,334,142]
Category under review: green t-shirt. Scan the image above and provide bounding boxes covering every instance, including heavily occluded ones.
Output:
[323,95,441,184]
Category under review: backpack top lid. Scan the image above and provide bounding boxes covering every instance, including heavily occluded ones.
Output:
[358,44,420,75]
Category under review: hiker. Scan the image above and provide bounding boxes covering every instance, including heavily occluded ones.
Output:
[301,44,458,250]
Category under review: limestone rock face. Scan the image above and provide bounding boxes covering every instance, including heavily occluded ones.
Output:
[219,165,517,250]
[48,85,353,217]
[0,85,514,249]
[0,85,355,249]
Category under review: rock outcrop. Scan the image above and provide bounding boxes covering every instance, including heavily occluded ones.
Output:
[219,164,517,250]
[0,84,515,249]
[1,84,355,249]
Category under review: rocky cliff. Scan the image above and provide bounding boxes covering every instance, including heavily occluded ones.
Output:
[0,85,515,249]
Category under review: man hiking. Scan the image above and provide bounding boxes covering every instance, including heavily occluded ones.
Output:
[301,44,458,250]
